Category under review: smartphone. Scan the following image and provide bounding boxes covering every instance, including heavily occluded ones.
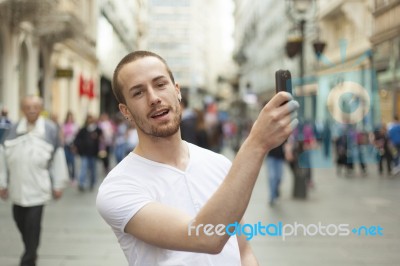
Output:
[275,69,292,94]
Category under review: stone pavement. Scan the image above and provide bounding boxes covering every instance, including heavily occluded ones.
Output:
[243,148,400,266]
[0,147,399,266]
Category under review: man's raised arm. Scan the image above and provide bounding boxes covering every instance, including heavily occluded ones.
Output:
[124,92,299,253]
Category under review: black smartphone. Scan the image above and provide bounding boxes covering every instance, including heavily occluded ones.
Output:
[275,69,292,94]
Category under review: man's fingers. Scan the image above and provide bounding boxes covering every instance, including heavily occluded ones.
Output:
[279,112,298,129]
[289,118,299,131]
[268,92,293,107]
[272,100,299,121]
[291,110,298,120]
[279,100,299,114]
[287,100,300,113]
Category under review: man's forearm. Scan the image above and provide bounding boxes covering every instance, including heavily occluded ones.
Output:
[192,137,268,248]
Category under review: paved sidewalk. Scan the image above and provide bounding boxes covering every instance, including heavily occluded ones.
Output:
[243,148,400,266]
[0,147,399,265]
[0,180,126,266]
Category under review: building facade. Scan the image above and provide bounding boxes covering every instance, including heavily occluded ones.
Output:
[233,0,318,120]
[316,0,379,130]
[232,0,383,130]
[370,0,400,124]
[142,0,234,108]
[97,0,142,115]
[0,0,99,124]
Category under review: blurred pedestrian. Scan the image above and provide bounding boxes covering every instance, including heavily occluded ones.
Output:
[205,103,224,153]
[335,133,348,176]
[98,113,115,174]
[74,114,102,191]
[322,119,332,158]
[297,121,316,187]
[266,143,285,206]
[114,113,128,163]
[0,107,12,125]
[180,96,198,144]
[388,115,400,174]
[338,124,357,177]
[284,127,309,199]
[0,95,68,266]
[373,125,393,176]
[125,123,139,155]
[62,111,78,182]
[0,107,12,144]
[194,108,210,149]
[356,129,368,176]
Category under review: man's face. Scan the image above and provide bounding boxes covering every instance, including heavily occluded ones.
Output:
[22,98,42,123]
[118,56,181,138]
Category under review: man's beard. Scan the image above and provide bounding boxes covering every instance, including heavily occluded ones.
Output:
[129,105,182,138]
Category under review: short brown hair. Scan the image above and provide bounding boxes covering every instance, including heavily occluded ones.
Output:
[112,51,175,104]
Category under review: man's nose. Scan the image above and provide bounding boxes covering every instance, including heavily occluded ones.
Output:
[148,87,161,106]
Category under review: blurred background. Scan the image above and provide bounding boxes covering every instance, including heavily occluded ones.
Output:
[0,0,398,129]
[0,0,400,265]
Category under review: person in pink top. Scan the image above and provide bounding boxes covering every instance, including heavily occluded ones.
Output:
[62,111,78,181]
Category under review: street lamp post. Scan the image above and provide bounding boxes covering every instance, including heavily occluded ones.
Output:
[284,0,326,200]
[285,0,325,121]
[299,19,306,119]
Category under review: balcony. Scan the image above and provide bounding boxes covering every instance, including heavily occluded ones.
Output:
[0,0,58,28]
[371,0,400,44]
[0,0,94,48]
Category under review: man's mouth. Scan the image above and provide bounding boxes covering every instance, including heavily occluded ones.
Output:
[150,109,170,119]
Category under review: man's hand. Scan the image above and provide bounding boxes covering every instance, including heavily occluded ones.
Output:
[248,92,299,154]
[0,188,8,200]
[53,190,63,200]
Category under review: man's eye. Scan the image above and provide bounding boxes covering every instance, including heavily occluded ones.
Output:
[133,91,143,97]
[157,83,166,87]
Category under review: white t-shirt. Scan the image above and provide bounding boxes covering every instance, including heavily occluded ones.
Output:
[96,142,241,266]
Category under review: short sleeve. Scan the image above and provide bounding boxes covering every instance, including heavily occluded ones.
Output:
[96,175,154,233]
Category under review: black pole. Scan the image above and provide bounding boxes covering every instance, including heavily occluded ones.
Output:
[299,19,306,120]
[292,19,308,200]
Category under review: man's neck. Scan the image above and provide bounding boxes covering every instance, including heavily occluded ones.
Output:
[133,133,189,171]
[27,119,38,132]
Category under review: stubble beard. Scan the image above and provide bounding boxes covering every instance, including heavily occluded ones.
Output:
[129,104,182,138]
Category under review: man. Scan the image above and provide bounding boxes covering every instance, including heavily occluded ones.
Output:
[180,96,198,144]
[96,51,299,265]
[98,113,114,174]
[266,143,285,206]
[0,95,68,266]
[388,115,400,174]
[0,107,12,144]
[74,114,102,191]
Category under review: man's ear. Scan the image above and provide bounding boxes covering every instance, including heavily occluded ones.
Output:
[119,103,131,121]
[175,83,182,102]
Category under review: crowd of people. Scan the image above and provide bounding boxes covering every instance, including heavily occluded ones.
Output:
[264,116,400,207]
[59,111,139,191]
[331,117,400,177]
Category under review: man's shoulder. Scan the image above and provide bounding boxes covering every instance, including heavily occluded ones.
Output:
[44,118,58,132]
[388,124,400,133]
[101,155,147,183]
[188,143,232,165]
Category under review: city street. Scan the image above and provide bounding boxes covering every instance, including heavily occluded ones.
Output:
[0,147,399,266]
